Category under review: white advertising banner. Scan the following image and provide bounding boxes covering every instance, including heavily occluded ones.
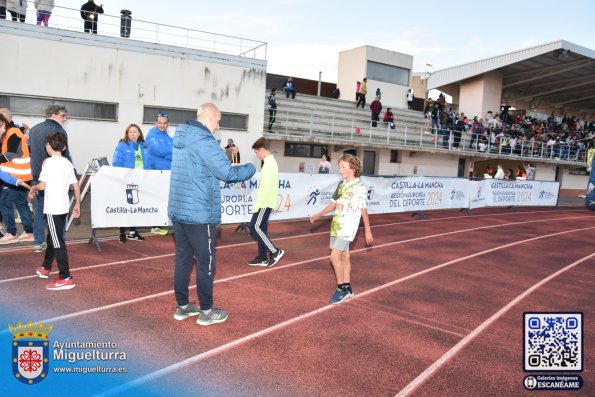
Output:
[91,167,172,228]
[360,176,470,214]
[468,179,560,209]
[90,167,560,227]
[220,173,342,224]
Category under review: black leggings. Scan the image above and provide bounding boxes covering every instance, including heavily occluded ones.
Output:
[268,109,276,130]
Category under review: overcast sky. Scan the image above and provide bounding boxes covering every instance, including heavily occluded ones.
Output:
[49,0,595,82]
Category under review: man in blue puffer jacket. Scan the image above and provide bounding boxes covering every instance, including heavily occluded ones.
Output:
[145,113,173,235]
[145,113,172,171]
[168,103,255,326]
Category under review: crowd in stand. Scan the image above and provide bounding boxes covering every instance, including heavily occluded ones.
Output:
[423,97,595,161]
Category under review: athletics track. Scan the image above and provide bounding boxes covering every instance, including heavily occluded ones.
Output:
[0,206,593,397]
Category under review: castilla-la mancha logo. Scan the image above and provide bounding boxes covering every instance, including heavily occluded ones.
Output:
[126,183,139,204]
[9,321,52,385]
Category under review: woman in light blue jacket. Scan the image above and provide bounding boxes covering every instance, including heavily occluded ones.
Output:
[112,124,151,243]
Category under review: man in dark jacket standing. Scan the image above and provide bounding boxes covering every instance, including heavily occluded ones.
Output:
[370,96,382,127]
[80,0,103,34]
[168,103,255,326]
[28,104,72,252]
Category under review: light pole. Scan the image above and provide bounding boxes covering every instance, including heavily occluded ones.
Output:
[317,71,322,97]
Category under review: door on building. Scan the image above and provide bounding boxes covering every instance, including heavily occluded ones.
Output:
[363,151,376,175]
[457,158,466,178]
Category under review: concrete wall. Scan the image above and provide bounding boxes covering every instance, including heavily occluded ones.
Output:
[459,71,503,119]
[366,46,413,109]
[0,25,266,172]
[337,46,367,103]
[337,46,413,108]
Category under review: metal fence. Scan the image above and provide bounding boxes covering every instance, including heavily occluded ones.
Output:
[264,111,589,164]
[7,2,266,60]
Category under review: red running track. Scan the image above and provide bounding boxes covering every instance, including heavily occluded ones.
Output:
[0,207,593,397]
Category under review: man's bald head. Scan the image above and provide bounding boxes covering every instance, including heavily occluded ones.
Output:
[197,103,221,134]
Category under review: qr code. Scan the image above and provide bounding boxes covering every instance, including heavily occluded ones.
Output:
[524,313,583,371]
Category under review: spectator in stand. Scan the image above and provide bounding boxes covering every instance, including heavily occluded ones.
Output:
[356,78,367,108]
[452,114,464,149]
[505,169,515,180]
[514,111,524,126]
[145,113,173,236]
[494,165,505,179]
[34,0,54,26]
[500,104,511,125]
[431,102,441,134]
[470,116,482,150]
[423,102,432,132]
[6,0,26,22]
[445,107,456,130]
[267,88,277,131]
[546,135,557,157]
[515,165,527,180]
[436,93,446,111]
[331,87,340,99]
[547,112,556,131]
[80,0,104,34]
[488,114,503,131]
[485,110,493,123]
[485,164,494,178]
[282,77,296,99]
[375,88,382,101]
[407,89,414,110]
[526,163,536,180]
[112,124,150,243]
[318,154,331,174]
[369,96,382,128]
[383,108,395,129]
[355,81,361,102]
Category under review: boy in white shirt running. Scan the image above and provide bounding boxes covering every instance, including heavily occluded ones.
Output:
[29,132,80,290]
[310,154,373,304]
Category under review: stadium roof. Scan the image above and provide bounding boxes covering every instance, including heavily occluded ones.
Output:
[427,40,595,120]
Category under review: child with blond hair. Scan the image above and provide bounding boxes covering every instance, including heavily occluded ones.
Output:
[310,154,373,304]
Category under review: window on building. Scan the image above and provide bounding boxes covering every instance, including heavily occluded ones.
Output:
[0,94,118,121]
[284,142,328,158]
[367,61,410,86]
[143,106,248,130]
[390,149,399,163]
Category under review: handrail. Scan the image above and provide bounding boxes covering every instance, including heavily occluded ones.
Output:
[264,110,589,164]
[6,1,266,60]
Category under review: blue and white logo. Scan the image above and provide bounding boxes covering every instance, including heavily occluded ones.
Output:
[126,183,139,204]
[9,322,52,385]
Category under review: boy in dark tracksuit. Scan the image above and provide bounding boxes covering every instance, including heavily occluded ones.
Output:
[248,138,284,268]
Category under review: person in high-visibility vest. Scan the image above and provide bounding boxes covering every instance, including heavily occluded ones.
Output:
[0,109,34,244]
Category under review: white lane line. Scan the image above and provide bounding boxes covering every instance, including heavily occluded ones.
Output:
[0,213,586,284]
[395,251,595,397]
[95,226,595,397]
[0,208,585,254]
[17,217,590,327]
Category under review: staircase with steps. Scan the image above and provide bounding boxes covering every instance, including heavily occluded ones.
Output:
[263,93,436,150]
[261,93,587,164]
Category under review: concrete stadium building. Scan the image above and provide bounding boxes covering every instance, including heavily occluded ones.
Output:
[1,10,592,197]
